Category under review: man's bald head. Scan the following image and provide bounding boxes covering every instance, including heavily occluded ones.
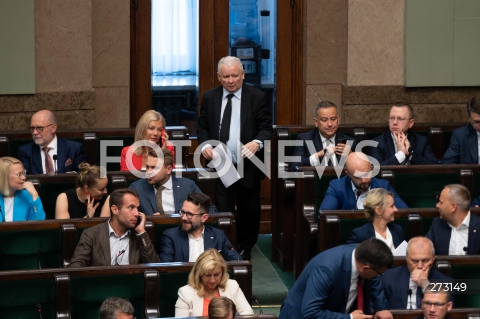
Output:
[406,236,435,274]
[32,110,57,125]
[345,152,373,194]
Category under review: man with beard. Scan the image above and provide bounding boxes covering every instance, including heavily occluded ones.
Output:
[158,192,240,262]
[320,152,408,210]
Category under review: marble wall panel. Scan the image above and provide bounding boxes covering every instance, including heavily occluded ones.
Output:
[94,87,129,128]
[305,84,343,124]
[347,0,404,86]
[24,91,95,112]
[0,96,25,113]
[35,0,92,92]
[92,0,130,87]
[305,0,347,84]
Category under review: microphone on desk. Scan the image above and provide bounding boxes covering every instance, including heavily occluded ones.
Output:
[226,244,241,261]
[435,191,440,204]
[407,289,412,309]
[37,248,42,270]
[52,155,58,175]
[464,246,468,252]
[252,295,264,314]
[36,303,43,319]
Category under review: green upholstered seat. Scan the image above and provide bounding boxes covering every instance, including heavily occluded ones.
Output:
[315,174,342,212]
[39,181,77,220]
[450,265,480,307]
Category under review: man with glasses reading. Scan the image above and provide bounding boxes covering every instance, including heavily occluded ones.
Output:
[381,237,453,309]
[18,110,86,174]
[368,103,438,165]
[414,285,453,319]
[158,192,239,262]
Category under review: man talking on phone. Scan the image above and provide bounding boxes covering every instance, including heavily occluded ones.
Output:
[69,188,160,267]
[289,101,357,171]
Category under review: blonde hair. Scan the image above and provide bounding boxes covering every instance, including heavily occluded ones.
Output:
[133,110,167,156]
[0,157,23,196]
[363,188,393,221]
[188,249,229,297]
[76,163,106,189]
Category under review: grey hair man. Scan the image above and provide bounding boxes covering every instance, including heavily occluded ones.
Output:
[99,297,134,319]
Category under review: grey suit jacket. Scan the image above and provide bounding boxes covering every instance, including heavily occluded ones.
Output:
[129,176,211,215]
[68,221,160,267]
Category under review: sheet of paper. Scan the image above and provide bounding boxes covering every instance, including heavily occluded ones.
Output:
[393,240,408,256]
[209,145,241,188]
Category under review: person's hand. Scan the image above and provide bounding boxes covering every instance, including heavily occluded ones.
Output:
[153,212,161,216]
[351,310,373,319]
[202,147,214,160]
[374,310,393,319]
[319,145,335,159]
[411,267,430,288]
[85,193,100,218]
[393,132,409,155]
[241,141,260,159]
[335,141,351,156]
[23,181,39,201]
[135,212,146,233]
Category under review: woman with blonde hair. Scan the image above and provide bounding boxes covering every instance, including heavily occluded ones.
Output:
[0,156,45,222]
[175,249,253,317]
[347,188,405,251]
[55,163,111,219]
[120,110,175,171]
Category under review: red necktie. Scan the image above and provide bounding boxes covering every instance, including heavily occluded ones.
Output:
[357,277,364,311]
[43,147,55,174]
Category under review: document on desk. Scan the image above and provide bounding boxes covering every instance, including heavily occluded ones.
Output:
[209,145,241,188]
[393,240,407,256]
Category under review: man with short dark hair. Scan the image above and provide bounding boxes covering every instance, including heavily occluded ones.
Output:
[129,149,212,215]
[381,237,453,309]
[413,286,453,319]
[99,297,135,319]
[443,95,480,164]
[369,103,438,165]
[18,110,86,174]
[426,184,480,255]
[158,192,239,262]
[279,238,394,319]
[69,188,160,267]
[209,296,236,319]
[289,101,357,171]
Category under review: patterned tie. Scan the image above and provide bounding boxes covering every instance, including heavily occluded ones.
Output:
[357,277,364,311]
[155,185,165,215]
[219,93,235,143]
[42,147,55,174]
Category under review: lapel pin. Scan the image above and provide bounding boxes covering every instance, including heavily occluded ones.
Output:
[211,237,214,239]
[474,230,477,233]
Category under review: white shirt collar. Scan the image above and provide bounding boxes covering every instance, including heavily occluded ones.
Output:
[351,181,370,195]
[39,135,57,151]
[320,133,336,144]
[222,87,242,100]
[108,220,131,239]
[351,249,359,279]
[448,211,471,230]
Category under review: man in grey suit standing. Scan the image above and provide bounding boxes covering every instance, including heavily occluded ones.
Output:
[69,188,159,267]
[129,149,212,215]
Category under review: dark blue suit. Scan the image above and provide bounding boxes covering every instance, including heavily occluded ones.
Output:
[279,244,389,319]
[369,131,438,165]
[289,128,357,171]
[347,222,405,248]
[425,214,480,255]
[18,138,86,174]
[442,124,478,164]
[472,196,480,207]
[381,265,454,309]
[158,225,239,262]
[320,176,408,210]
[129,176,215,215]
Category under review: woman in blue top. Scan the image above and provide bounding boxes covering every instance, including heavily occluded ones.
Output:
[0,157,45,222]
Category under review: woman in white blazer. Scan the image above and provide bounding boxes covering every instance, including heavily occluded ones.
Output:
[175,249,253,317]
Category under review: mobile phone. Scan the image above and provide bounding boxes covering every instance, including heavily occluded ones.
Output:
[136,216,142,227]
[337,138,348,145]
[160,128,166,147]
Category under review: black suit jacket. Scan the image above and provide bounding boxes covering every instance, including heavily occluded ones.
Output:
[442,124,478,164]
[425,213,480,255]
[289,128,357,171]
[197,85,272,187]
[369,131,438,165]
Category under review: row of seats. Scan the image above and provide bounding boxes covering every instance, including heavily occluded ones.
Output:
[0,214,235,271]
[0,261,251,319]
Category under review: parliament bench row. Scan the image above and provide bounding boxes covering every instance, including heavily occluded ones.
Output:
[0,213,236,271]
[272,164,480,272]
[26,169,216,220]
[0,261,252,319]
[0,126,190,170]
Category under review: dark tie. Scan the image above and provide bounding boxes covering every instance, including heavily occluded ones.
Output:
[357,277,364,311]
[155,185,165,215]
[42,147,54,174]
[219,93,235,143]
[416,286,423,308]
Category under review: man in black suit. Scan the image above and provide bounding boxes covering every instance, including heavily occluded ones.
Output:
[369,103,438,165]
[197,56,272,260]
[289,100,357,171]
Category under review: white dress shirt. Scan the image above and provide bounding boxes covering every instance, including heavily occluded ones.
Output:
[153,176,175,214]
[310,133,338,166]
[346,249,360,316]
[39,136,58,173]
[391,132,408,164]
[188,226,205,262]
[375,227,394,252]
[4,197,14,222]
[448,211,470,255]
[407,277,419,309]
[108,222,131,265]
[351,182,370,209]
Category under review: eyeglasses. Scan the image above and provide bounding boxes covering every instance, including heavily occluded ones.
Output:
[422,301,449,309]
[367,264,386,276]
[27,124,53,133]
[11,170,27,178]
[388,117,410,123]
[178,210,204,219]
